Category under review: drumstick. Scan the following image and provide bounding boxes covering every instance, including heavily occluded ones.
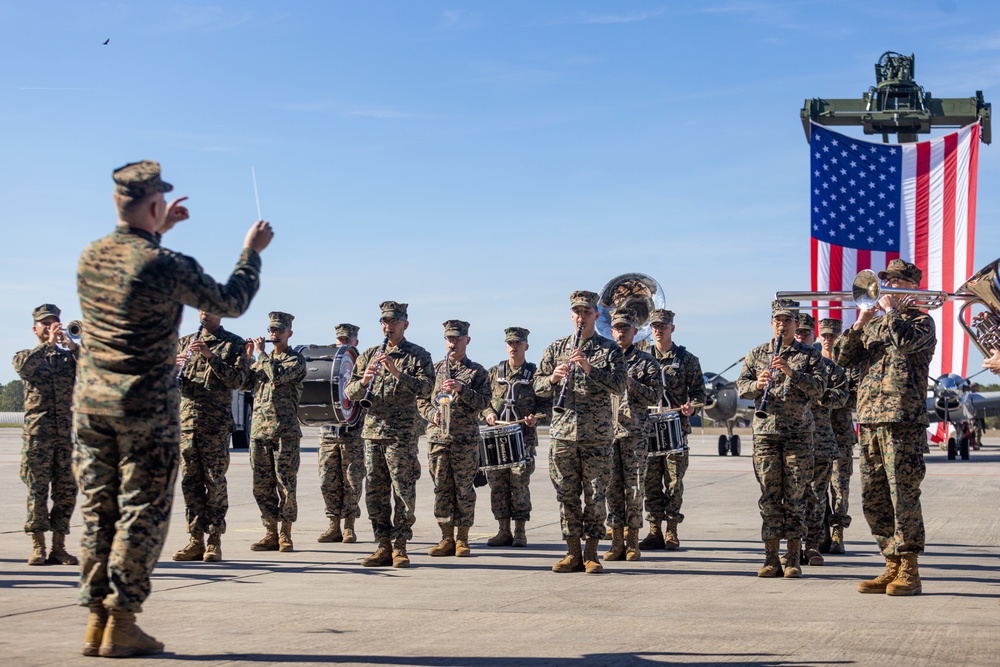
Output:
[251,166,262,220]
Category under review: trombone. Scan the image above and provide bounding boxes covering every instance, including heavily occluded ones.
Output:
[775,269,966,311]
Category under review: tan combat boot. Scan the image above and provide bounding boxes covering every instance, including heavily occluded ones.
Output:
[455,526,471,557]
[99,608,164,658]
[361,538,392,567]
[428,525,456,556]
[784,539,802,578]
[757,539,783,578]
[603,527,625,561]
[487,518,513,546]
[830,526,846,555]
[342,517,357,544]
[857,555,902,594]
[172,532,205,561]
[584,537,604,574]
[82,602,108,657]
[604,526,614,540]
[250,521,279,551]
[638,521,665,550]
[552,538,584,573]
[392,537,410,568]
[278,522,294,552]
[512,519,527,547]
[203,534,222,562]
[886,553,922,596]
[664,519,680,551]
[48,532,79,565]
[805,541,825,566]
[318,517,343,543]
[625,526,641,561]
[27,532,46,566]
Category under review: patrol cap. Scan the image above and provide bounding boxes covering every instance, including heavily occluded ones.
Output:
[504,327,529,343]
[443,319,470,337]
[379,301,408,321]
[818,318,843,335]
[771,300,800,319]
[335,323,359,339]
[32,304,61,322]
[796,313,816,331]
[268,311,294,330]
[112,160,173,198]
[570,290,599,310]
[878,258,922,285]
[610,307,639,328]
[649,308,675,325]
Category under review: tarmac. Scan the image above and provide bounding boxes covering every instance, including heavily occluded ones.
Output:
[1,426,998,667]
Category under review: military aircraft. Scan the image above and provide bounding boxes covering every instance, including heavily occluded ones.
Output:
[702,359,755,457]
[926,372,1000,460]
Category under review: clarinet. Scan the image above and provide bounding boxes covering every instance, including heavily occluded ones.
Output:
[754,336,783,419]
[359,336,390,409]
[552,322,585,414]
[176,318,207,382]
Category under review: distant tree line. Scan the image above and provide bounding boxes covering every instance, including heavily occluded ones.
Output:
[0,380,24,412]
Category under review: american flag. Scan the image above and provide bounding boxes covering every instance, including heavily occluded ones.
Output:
[809,121,981,383]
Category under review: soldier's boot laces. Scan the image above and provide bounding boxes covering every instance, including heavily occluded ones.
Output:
[99,609,164,658]
[48,532,79,565]
[603,527,625,561]
[625,525,641,561]
[278,522,294,552]
[857,555,901,594]
[392,538,410,568]
[318,518,343,543]
[639,521,665,550]
[757,539,783,578]
[82,602,108,657]
[784,539,803,578]
[172,532,205,561]
[552,538,584,573]
[830,526,846,555]
[250,521,279,551]
[886,553,922,596]
[664,520,680,551]
[584,537,604,574]
[361,538,393,567]
[455,526,471,557]
[28,532,46,566]
[429,525,456,556]
[487,518,513,547]
[511,519,528,547]
[203,533,222,562]
[805,541,825,566]
[342,517,357,544]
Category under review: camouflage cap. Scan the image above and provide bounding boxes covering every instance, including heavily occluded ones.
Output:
[379,301,408,321]
[335,323,359,339]
[443,319,470,337]
[268,311,294,330]
[610,307,639,328]
[112,160,173,198]
[504,326,529,343]
[878,258,923,285]
[570,290,599,309]
[796,313,816,331]
[649,308,675,325]
[32,304,60,322]
[772,300,800,319]
[818,318,843,335]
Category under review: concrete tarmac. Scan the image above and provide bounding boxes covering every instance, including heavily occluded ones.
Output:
[1,427,998,666]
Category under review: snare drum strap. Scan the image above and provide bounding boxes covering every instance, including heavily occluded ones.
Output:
[497,361,532,422]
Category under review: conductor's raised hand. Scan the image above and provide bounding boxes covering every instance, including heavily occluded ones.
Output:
[159,196,189,234]
[244,220,274,253]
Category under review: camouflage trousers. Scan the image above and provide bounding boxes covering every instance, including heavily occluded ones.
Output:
[428,439,478,528]
[179,425,230,535]
[73,405,179,613]
[858,423,926,556]
[806,449,833,543]
[829,441,854,528]
[606,435,646,529]
[752,432,813,542]
[643,445,689,524]
[365,439,421,541]
[20,435,76,534]
[250,435,301,524]
[487,448,535,521]
[319,437,365,520]
[549,439,611,540]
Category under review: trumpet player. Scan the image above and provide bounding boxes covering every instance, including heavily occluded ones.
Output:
[737,300,825,578]
[534,290,626,574]
[834,259,936,596]
[13,304,79,567]
[417,320,491,557]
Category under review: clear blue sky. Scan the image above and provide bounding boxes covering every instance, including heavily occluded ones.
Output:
[3,1,999,384]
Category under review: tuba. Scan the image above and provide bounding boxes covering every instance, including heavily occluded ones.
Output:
[596,273,666,342]
[955,258,1000,357]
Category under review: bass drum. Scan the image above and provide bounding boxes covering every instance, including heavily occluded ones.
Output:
[295,344,363,428]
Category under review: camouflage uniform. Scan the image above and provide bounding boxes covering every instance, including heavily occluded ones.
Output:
[248,314,307,526]
[829,365,860,529]
[318,422,365,523]
[74,159,261,613]
[14,306,78,538]
[177,325,249,537]
[806,356,849,547]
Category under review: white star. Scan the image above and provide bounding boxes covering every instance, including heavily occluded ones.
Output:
[840,204,847,212]
[822,182,829,189]
[830,229,837,236]
[889,165,896,173]
[888,184,895,191]
[887,202,895,209]
[822,218,828,225]
[831,175,839,182]
[860,153,867,161]
[848,233,856,240]
[850,143,858,150]
[870,146,877,153]
[849,197,857,204]
[869,163,876,171]
[888,221,895,227]
[878,229,885,236]
[849,215,856,222]
[840,223,847,230]
[822,200,828,207]
[840,187,847,194]
[868,236,874,242]
[830,211,838,219]
[841,168,847,175]
[857,225,864,233]
[814,206,820,213]
[814,188,820,195]
[868,218,874,225]
[849,179,857,186]
[832,157,839,165]
[832,138,839,146]
[814,224,819,231]
[823,164,830,171]
[890,147,897,155]
[878,211,886,218]
[878,192,886,199]
[823,145,830,152]
[879,155,887,163]
[888,238,895,245]
[850,160,857,168]
[879,174,886,181]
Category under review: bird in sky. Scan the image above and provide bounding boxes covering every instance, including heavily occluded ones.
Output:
[103,38,110,45]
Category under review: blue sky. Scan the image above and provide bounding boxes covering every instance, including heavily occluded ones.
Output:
[3,1,1000,383]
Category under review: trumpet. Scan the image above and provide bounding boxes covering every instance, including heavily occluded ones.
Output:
[754,336,783,420]
[359,336,390,409]
[435,350,456,436]
[66,320,83,340]
[553,322,585,414]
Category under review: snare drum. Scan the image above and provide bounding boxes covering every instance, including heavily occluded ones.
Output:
[647,411,685,456]
[478,423,529,471]
[295,344,363,427]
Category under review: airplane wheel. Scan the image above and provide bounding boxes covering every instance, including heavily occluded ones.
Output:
[947,437,957,460]
[959,436,971,461]
[718,435,728,456]
[731,435,741,456]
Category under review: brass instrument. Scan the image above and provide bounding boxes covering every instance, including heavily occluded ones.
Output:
[955,258,1000,357]
[359,336,390,409]
[596,273,666,342]
[435,350,456,436]
[776,268,965,311]
[66,320,83,340]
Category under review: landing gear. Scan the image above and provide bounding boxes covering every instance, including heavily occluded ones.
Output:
[947,437,957,460]
[959,435,971,461]
[718,435,727,456]
[717,434,741,456]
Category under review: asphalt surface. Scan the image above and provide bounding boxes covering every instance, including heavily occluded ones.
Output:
[1,426,998,666]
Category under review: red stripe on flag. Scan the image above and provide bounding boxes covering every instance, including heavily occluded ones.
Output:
[830,244,842,312]
[914,142,931,290]
[940,133,958,375]
[964,125,981,363]
[856,249,870,273]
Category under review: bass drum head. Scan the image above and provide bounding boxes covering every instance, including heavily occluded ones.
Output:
[331,345,362,425]
[295,344,363,427]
